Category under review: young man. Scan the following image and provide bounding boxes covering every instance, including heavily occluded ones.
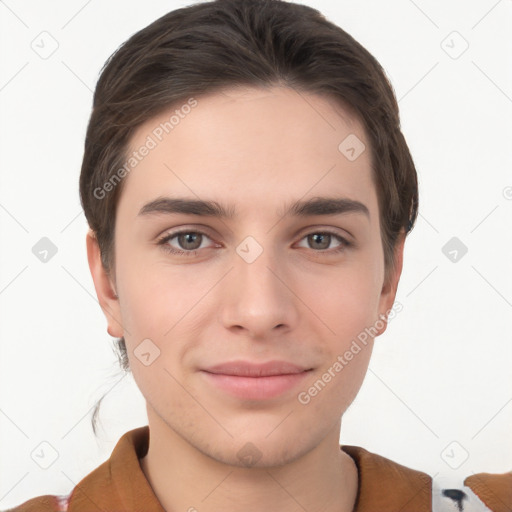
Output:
[7,0,510,511]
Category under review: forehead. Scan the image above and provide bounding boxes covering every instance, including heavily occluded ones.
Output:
[119,86,376,219]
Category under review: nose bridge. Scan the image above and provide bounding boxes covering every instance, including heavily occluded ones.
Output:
[236,239,279,295]
[220,235,298,334]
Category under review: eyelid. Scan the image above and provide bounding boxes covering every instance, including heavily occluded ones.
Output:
[293,230,352,250]
[158,224,352,241]
[157,228,219,248]
[294,224,355,243]
[157,224,218,241]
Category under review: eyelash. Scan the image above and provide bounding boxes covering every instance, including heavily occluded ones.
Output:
[156,229,352,257]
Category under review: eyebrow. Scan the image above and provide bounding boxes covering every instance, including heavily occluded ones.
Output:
[138,196,370,220]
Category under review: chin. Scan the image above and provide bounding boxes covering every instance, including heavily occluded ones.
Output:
[201,430,317,470]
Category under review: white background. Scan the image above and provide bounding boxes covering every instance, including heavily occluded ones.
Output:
[0,0,511,508]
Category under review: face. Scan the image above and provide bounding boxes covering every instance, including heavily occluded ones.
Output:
[88,86,403,467]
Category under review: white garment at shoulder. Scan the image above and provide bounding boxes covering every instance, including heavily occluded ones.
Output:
[432,475,491,511]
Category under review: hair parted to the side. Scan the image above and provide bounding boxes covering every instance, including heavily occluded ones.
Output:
[80,0,419,435]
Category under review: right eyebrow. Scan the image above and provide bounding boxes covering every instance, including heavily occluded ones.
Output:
[138,197,236,218]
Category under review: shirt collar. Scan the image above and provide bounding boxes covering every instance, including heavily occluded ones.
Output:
[342,444,431,511]
[68,426,432,512]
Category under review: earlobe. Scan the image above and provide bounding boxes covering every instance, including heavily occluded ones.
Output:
[86,230,124,338]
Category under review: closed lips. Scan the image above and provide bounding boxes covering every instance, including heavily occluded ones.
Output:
[202,360,312,377]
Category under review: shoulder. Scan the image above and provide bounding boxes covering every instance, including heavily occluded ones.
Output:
[342,444,433,489]
[342,445,512,512]
[2,494,70,512]
[3,426,155,512]
[342,444,432,511]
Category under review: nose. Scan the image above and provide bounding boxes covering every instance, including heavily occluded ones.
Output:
[219,242,299,338]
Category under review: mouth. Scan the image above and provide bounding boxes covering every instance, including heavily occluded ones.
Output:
[200,360,313,400]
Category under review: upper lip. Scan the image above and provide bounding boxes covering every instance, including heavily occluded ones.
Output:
[202,360,312,377]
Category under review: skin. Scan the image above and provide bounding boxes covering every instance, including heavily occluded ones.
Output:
[87,85,405,512]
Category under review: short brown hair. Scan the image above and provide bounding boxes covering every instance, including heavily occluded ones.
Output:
[80,0,418,432]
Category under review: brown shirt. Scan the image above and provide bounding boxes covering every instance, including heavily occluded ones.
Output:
[6,426,511,512]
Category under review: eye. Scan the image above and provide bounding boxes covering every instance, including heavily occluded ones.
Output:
[157,230,216,256]
[156,228,352,258]
[296,231,351,253]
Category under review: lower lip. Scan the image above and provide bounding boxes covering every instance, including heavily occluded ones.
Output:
[201,370,311,400]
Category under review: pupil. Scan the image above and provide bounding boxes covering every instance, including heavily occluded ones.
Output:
[310,233,329,250]
[180,233,201,250]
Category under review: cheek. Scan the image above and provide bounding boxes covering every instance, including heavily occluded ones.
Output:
[304,262,382,342]
[115,255,217,370]
[114,243,189,333]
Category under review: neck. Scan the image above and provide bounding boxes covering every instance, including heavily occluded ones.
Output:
[139,410,358,512]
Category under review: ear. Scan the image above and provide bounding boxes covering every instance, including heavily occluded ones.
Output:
[86,229,124,338]
[375,230,406,336]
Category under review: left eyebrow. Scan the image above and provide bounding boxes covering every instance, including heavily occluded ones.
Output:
[137,196,370,220]
[281,196,370,220]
